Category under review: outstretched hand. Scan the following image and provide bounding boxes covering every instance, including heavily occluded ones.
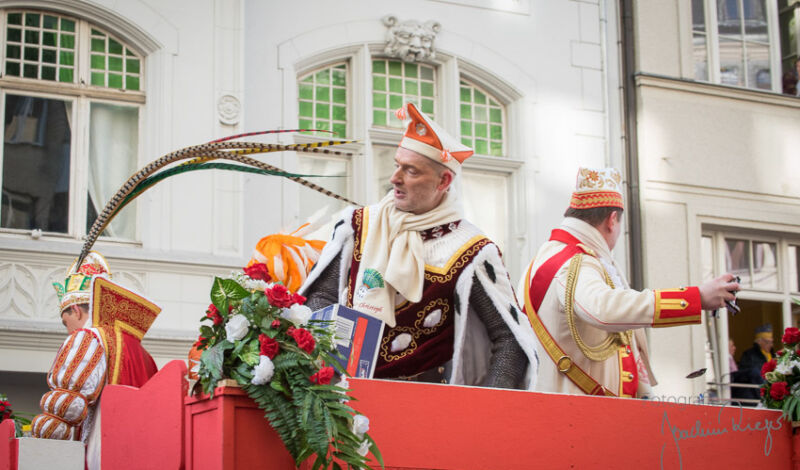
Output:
[698,273,740,311]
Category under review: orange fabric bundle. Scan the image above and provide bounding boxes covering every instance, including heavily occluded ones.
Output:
[247,224,326,293]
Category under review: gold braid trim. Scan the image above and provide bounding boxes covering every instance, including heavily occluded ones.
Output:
[564,253,632,362]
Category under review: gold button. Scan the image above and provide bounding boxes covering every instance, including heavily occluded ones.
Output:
[437,366,445,373]
[441,379,447,384]
[679,287,687,291]
[680,300,687,307]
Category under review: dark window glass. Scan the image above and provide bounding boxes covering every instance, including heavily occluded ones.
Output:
[2,95,71,232]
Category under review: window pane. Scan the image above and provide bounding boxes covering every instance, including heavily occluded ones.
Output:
[719,38,745,86]
[372,145,396,202]
[462,169,508,253]
[298,63,347,138]
[746,41,771,89]
[371,59,436,128]
[743,0,768,37]
[701,236,714,282]
[88,28,143,91]
[88,103,139,239]
[692,0,706,31]
[717,0,743,36]
[693,33,709,80]
[4,11,77,84]
[296,156,349,240]
[459,80,505,156]
[2,95,71,232]
[725,238,751,287]
[752,241,778,290]
[789,245,799,293]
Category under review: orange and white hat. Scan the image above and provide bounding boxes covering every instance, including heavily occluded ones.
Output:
[569,167,624,210]
[396,102,473,172]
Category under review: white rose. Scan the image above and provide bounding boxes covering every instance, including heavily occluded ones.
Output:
[281,303,312,326]
[251,355,275,385]
[335,376,350,403]
[356,439,370,457]
[351,414,369,438]
[225,314,251,342]
[776,362,793,375]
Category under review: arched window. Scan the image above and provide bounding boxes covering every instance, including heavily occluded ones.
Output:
[458,80,505,157]
[292,48,522,259]
[1,9,144,240]
[371,59,435,128]
[298,63,347,137]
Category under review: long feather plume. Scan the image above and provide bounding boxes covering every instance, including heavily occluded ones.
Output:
[77,137,360,266]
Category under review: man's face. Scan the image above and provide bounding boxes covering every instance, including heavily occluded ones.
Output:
[61,305,87,334]
[606,210,623,251]
[756,337,774,351]
[389,147,451,214]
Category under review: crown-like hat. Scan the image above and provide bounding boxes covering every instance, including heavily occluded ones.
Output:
[396,102,473,171]
[52,251,111,314]
[755,324,773,340]
[569,167,624,210]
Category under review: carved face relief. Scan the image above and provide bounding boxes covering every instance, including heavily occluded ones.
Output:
[383,16,441,63]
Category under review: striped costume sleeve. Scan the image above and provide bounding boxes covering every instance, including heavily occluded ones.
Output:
[31,329,107,441]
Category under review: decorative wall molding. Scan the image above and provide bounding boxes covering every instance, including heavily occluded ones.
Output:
[217,94,241,125]
[382,15,441,63]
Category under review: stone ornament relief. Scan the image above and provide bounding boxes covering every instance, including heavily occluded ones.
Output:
[217,94,241,125]
[0,261,144,320]
[382,15,441,63]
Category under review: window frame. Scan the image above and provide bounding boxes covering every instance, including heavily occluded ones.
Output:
[689,0,783,92]
[702,228,800,401]
[0,9,145,242]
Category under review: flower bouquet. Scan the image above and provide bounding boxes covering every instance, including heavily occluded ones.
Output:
[193,263,382,469]
[0,393,31,437]
[760,326,800,421]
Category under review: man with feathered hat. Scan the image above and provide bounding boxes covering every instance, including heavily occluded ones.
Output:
[520,167,739,397]
[301,102,538,389]
[31,252,161,469]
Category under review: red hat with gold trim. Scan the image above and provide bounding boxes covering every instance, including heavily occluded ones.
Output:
[52,251,112,314]
[396,102,473,172]
[569,167,624,210]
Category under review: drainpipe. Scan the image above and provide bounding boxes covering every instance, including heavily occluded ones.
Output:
[620,0,643,290]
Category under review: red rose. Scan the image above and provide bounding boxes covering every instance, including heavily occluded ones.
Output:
[292,293,306,305]
[193,336,206,348]
[259,333,280,359]
[770,381,789,401]
[243,263,272,282]
[289,327,316,354]
[777,350,786,357]
[762,359,777,378]
[310,366,335,385]
[271,320,282,329]
[206,304,223,326]
[266,284,294,308]
[783,327,800,345]
[761,387,767,397]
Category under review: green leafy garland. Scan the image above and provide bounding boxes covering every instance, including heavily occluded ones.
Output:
[194,264,382,469]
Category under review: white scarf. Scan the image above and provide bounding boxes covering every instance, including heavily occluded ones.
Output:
[353,191,461,326]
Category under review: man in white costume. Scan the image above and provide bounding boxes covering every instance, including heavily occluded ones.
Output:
[521,167,738,397]
[31,252,161,469]
[301,102,538,389]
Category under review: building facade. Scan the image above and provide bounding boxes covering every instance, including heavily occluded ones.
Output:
[0,0,636,411]
[631,0,800,401]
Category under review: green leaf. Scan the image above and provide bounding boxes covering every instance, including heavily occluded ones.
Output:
[239,338,260,366]
[199,325,214,339]
[199,341,226,383]
[210,277,250,313]
[365,433,385,468]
